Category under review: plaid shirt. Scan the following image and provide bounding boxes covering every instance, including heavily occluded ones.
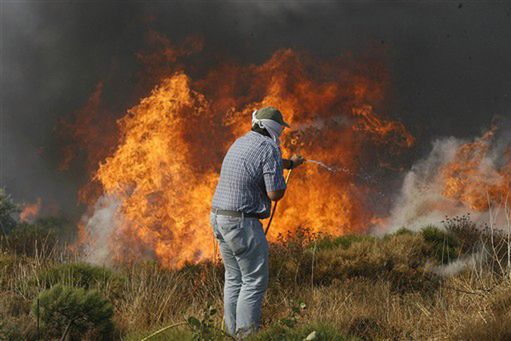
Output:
[212,131,287,218]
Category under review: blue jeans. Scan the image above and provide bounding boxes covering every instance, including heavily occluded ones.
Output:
[210,212,269,337]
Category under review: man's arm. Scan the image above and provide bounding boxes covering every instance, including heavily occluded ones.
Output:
[267,189,286,201]
[267,155,305,201]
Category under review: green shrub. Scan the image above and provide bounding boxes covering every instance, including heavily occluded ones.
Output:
[315,234,374,251]
[0,187,19,235]
[2,217,73,257]
[269,231,441,293]
[32,284,114,340]
[312,234,440,293]
[36,262,125,300]
[393,227,414,236]
[421,225,459,264]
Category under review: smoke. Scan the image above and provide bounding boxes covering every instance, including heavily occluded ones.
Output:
[429,254,481,277]
[81,195,123,266]
[386,121,511,232]
[386,137,463,231]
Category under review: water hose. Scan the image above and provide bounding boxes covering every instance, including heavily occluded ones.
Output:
[265,169,293,235]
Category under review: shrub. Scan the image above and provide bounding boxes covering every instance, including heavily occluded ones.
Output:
[269,231,441,293]
[2,217,73,257]
[312,233,440,293]
[0,188,19,235]
[394,227,414,236]
[269,227,317,287]
[443,214,482,254]
[315,234,374,251]
[421,225,459,264]
[444,214,511,274]
[32,284,114,340]
[36,262,125,301]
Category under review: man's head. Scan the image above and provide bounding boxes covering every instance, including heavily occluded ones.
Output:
[251,107,290,144]
[253,107,290,128]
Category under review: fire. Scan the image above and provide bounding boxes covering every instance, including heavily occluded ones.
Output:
[441,125,511,211]
[20,198,42,223]
[68,43,415,267]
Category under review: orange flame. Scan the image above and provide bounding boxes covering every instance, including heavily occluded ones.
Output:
[20,198,42,223]
[441,125,511,211]
[68,44,414,268]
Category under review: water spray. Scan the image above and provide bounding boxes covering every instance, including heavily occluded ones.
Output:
[306,159,337,172]
[264,158,385,235]
[265,159,336,235]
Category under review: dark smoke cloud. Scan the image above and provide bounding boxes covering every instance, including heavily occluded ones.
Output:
[1,1,510,217]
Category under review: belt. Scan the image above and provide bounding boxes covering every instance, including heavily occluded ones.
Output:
[211,208,264,219]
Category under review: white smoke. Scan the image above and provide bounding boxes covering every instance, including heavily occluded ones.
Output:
[385,128,509,233]
[386,137,467,232]
[81,195,123,266]
[429,253,481,277]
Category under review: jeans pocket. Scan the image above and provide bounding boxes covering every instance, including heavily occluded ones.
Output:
[217,216,247,256]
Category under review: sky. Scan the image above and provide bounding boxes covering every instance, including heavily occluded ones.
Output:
[1,1,510,217]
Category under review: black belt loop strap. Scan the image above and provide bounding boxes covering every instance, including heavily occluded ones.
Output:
[212,208,263,220]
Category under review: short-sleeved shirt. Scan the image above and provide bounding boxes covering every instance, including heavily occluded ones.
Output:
[211,131,287,218]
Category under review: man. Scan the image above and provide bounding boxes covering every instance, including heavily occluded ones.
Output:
[210,106,305,338]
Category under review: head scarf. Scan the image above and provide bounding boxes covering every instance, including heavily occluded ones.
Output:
[251,110,284,145]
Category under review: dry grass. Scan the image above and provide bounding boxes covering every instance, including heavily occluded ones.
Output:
[2,219,511,340]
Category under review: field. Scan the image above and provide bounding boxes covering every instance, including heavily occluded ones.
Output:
[2,203,511,341]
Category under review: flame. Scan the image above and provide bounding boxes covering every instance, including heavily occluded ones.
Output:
[20,198,42,223]
[441,125,511,211]
[68,43,415,267]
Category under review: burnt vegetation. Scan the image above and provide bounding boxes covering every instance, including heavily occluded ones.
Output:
[2,189,511,340]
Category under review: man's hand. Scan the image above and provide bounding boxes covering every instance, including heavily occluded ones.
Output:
[282,155,305,170]
[290,155,305,169]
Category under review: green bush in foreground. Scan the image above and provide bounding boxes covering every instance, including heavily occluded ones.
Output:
[32,284,114,340]
[36,262,125,300]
